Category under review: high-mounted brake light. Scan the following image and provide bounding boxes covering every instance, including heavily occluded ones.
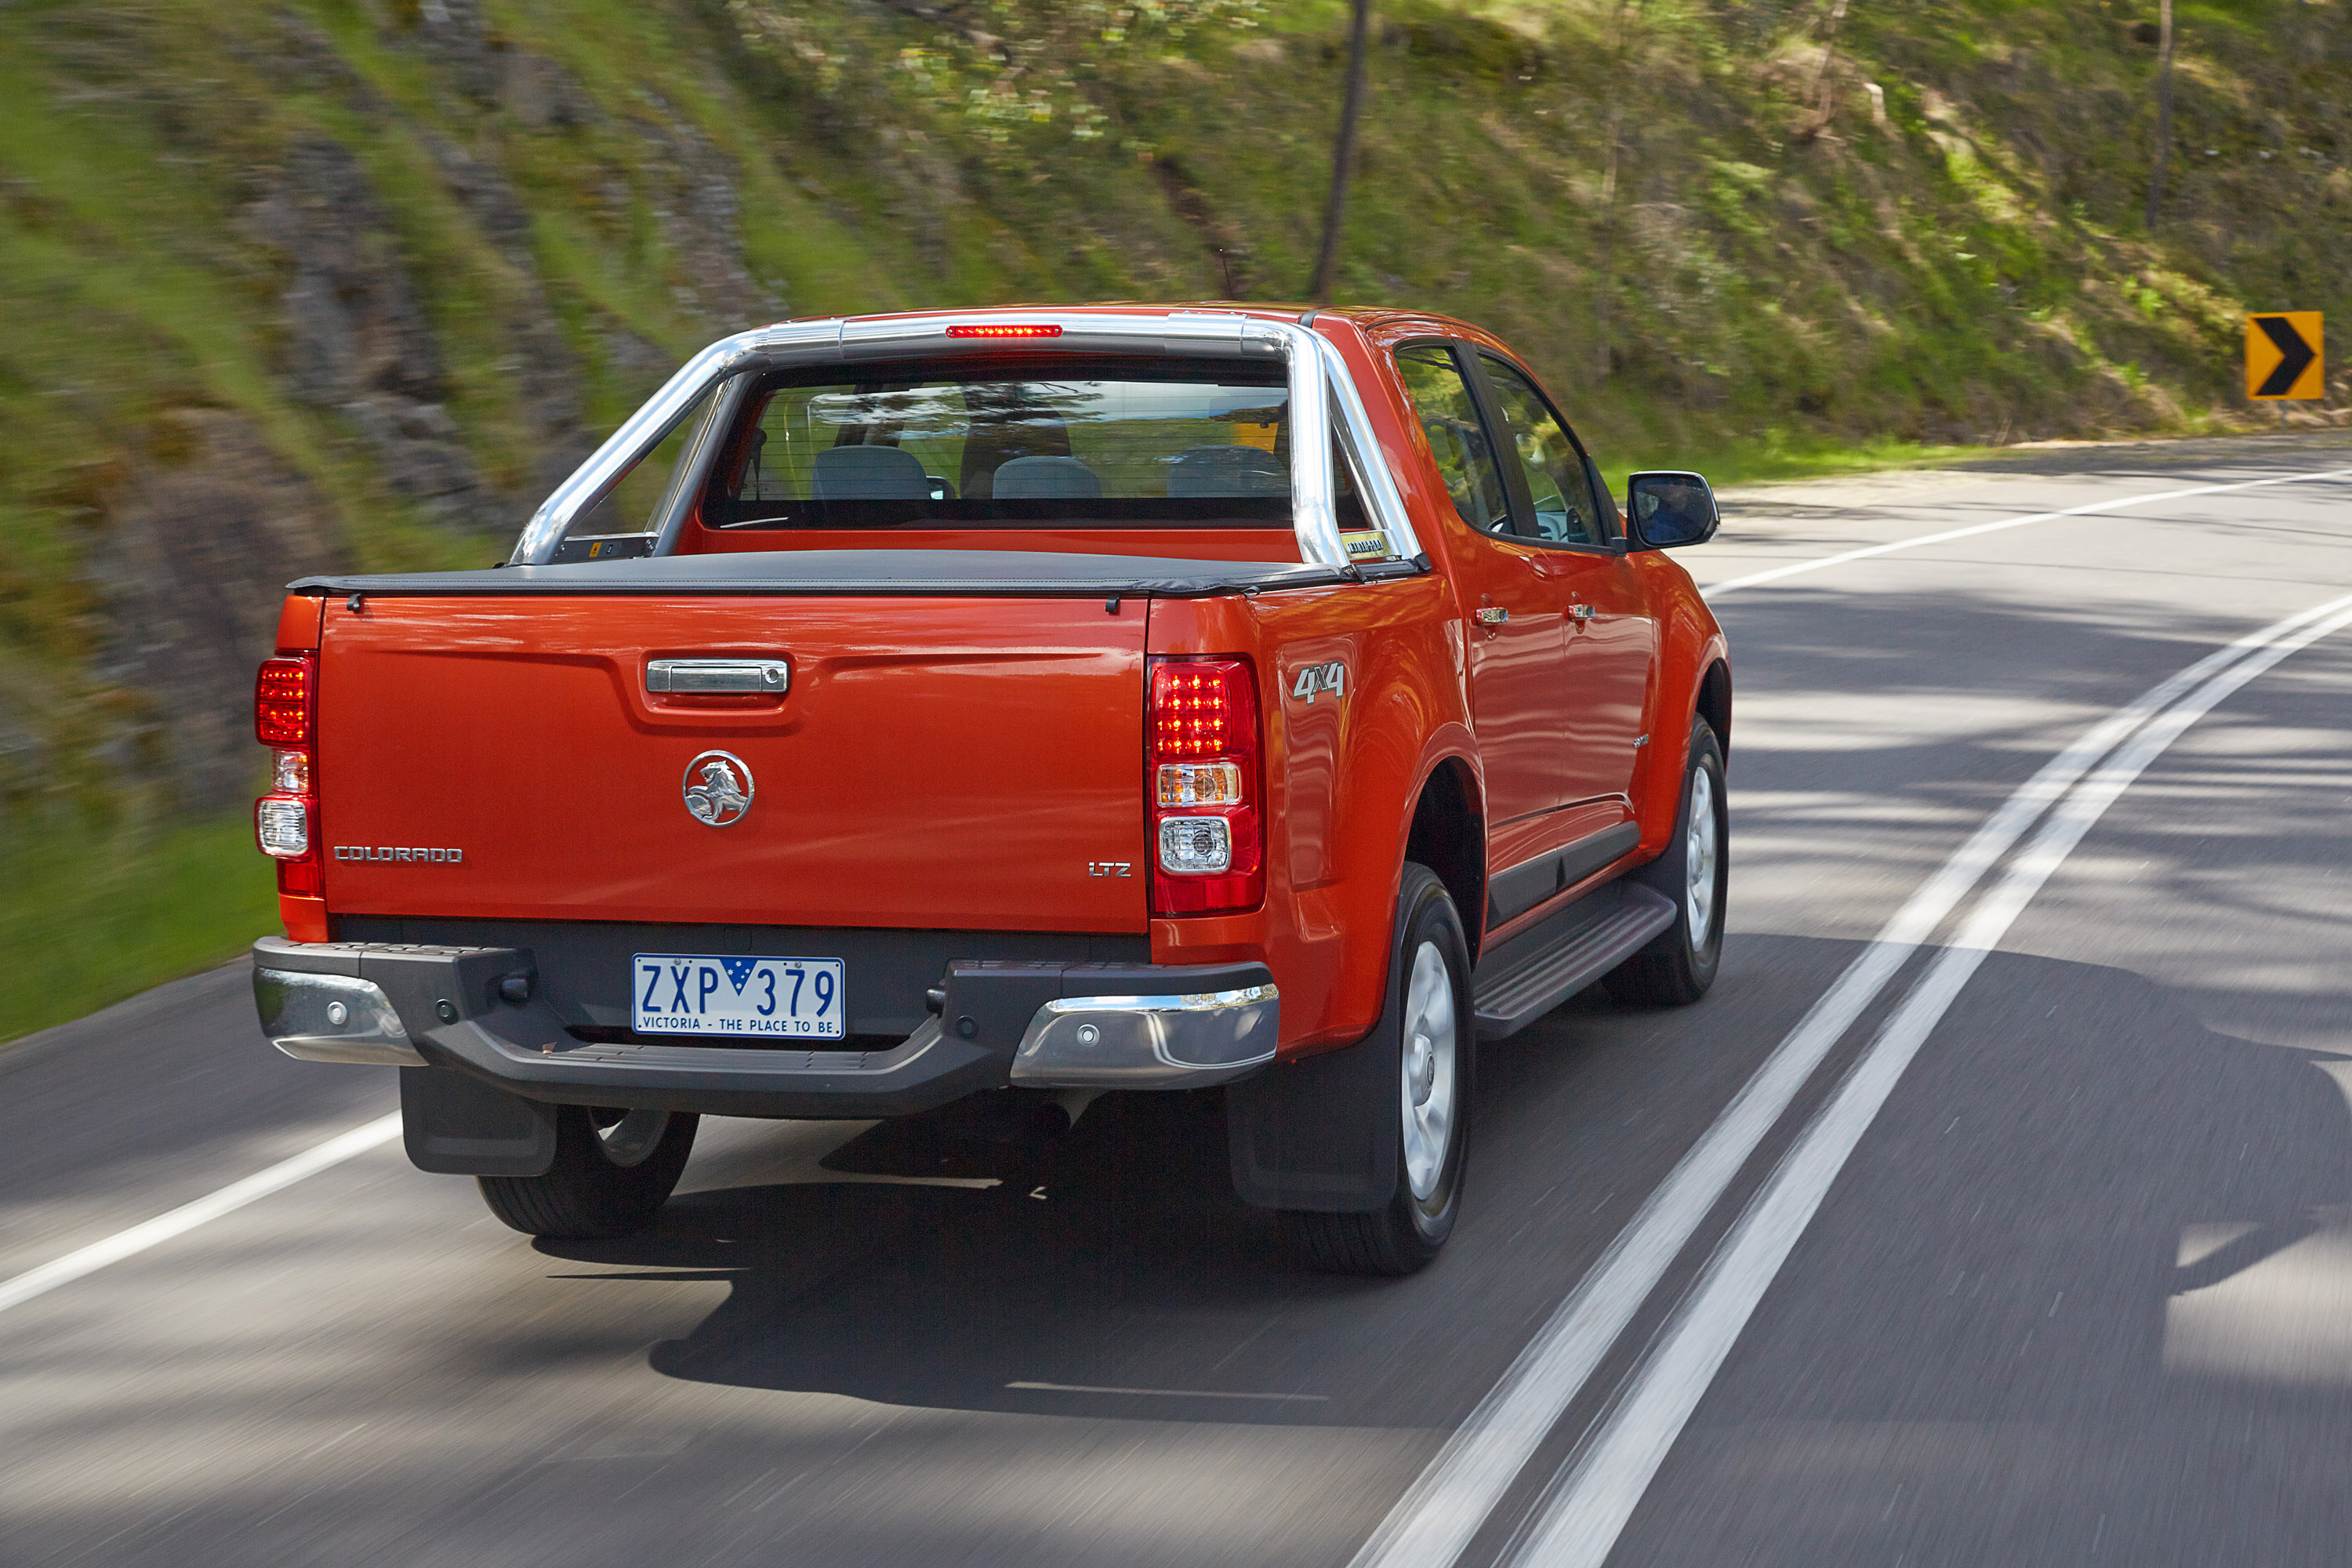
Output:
[1147,657,1262,916]
[945,324,1063,339]
[254,652,321,898]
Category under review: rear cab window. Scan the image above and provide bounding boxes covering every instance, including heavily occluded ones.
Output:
[693,355,1370,546]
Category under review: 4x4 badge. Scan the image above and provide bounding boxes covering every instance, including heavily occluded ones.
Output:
[683,750,754,827]
[1291,660,1348,704]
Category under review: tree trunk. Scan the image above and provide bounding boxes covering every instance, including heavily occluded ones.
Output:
[1595,0,1641,379]
[2146,0,2174,230]
[1308,0,1375,303]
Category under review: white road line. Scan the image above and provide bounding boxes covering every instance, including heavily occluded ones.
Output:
[0,1112,402,1317]
[1704,465,2352,598]
[1347,586,2352,1568]
[1508,595,2352,1568]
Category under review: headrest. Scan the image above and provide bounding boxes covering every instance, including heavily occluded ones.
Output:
[991,456,1102,499]
[811,445,932,501]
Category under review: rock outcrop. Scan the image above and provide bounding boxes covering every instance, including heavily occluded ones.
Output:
[249,137,499,532]
[94,412,344,815]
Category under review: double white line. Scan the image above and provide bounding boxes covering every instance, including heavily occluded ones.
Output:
[1355,589,2352,1566]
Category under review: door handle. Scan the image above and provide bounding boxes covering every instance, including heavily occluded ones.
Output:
[1566,604,1595,624]
[645,658,790,694]
[1475,607,1509,625]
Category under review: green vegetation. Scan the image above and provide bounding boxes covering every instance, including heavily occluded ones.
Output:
[0,0,2345,1033]
[0,815,277,1043]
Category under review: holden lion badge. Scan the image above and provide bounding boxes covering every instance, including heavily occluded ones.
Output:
[682,750,754,827]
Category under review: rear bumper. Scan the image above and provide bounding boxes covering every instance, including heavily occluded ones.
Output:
[252,936,1276,1116]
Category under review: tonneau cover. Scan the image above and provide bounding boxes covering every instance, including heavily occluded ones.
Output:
[289,550,1370,598]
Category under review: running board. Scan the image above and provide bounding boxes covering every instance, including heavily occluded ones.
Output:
[1471,880,1678,1041]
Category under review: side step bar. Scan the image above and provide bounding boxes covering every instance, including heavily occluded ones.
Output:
[1470,879,1678,1040]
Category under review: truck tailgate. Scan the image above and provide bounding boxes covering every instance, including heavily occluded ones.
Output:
[314,594,1147,931]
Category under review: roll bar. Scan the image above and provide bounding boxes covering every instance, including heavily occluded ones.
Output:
[508,311,1424,574]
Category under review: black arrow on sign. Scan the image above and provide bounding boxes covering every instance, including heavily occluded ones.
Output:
[2254,314,2318,397]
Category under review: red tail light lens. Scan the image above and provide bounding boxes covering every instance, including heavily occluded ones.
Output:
[255,656,314,746]
[945,324,1062,339]
[1149,657,1262,915]
[1153,664,1247,757]
[254,653,320,897]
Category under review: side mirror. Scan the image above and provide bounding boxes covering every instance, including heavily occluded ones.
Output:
[1626,471,1719,549]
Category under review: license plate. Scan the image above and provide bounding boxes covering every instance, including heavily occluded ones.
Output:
[632,954,845,1040]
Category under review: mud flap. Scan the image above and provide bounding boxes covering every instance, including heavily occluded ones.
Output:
[400,1066,560,1177]
[1226,878,1412,1213]
[1224,1022,1400,1211]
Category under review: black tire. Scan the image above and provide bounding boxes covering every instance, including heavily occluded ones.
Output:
[477,1105,699,1240]
[1606,718,1727,1007]
[1287,864,1473,1276]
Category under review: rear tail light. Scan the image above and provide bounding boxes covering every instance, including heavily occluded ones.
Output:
[1158,816,1233,874]
[270,748,310,793]
[945,323,1062,339]
[1148,657,1262,915]
[1156,761,1242,807]
[254,654,321,896]
[256,796,310,858]
[255,656,313,746]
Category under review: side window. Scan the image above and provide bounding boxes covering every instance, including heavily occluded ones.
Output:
[1395,345,1512,535]
[1479,356,1605,548]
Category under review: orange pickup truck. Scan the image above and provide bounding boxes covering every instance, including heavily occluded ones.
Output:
[249,305,1730,1275]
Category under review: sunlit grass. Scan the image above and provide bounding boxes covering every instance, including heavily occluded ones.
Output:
[0,815,278,1046]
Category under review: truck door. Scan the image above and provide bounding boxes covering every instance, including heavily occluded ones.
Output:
[1468,352,1657,815]
[1395,343,1583,920]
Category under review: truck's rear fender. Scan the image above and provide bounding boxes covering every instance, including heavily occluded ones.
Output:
[1147,573,1469,1058]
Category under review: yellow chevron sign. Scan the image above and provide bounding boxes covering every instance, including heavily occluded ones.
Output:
[2245,313,2323,401]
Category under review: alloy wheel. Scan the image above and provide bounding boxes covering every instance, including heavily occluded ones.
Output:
[1685,766,1719,949]
[1399,939,1458,1202]
[593,1108,672,1169]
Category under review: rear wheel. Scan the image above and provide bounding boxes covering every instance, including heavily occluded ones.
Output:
[477,1105,698,1240]
[1606,718,1727,1007]
[1287,864,1472,1276]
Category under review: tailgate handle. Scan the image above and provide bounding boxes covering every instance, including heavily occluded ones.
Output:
[645,658,789,694]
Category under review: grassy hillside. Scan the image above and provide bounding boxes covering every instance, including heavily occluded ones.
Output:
[0,0,2345,1036]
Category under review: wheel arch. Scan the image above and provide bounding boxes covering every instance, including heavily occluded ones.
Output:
[1633,619,1733,860]
[1696,657,1733,754]
[1403,753,1487,961]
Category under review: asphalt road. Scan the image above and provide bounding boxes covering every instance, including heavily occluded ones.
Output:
[5,432,2350,1567]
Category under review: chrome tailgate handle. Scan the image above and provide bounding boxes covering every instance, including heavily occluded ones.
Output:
[645,658,789,694]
